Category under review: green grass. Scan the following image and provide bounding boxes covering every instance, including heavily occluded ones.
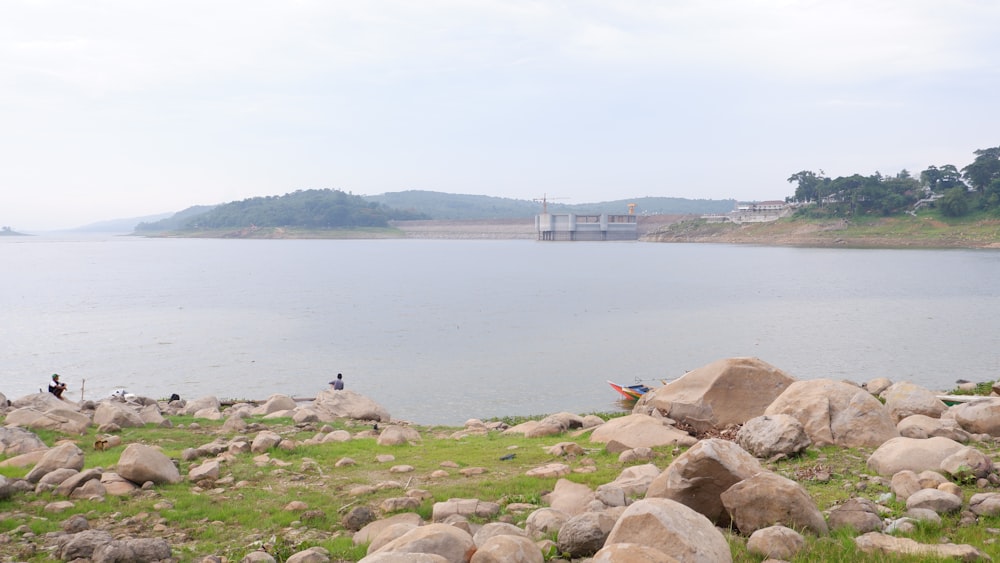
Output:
[4,413,1000,561]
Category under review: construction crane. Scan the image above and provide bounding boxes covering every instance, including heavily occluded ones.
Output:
[533,193,568,214]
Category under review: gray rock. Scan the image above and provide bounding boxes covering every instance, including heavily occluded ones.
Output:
[556,511,617,557]
[897,414,970,442]
[251,430,282,453]
[882,381,947,422]
[905,488,962,514]
[92,537,172,562]
[746,525,806,560]
[524,508,570,539]
[940,446,993,480]
[951,398,1000,436]
[736,414,810,458]
[969,492,1000,517]
[721,471,828,536]
[57,529,114,560]
[93,401,146,428]
[0,426,48,455]
[827,498,883,533]
[343,505,377,532]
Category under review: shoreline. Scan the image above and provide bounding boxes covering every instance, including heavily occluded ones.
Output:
[136,215,1000,249]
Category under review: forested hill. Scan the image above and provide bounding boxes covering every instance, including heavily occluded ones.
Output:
[135,189,428,232]
[135,189,736,232]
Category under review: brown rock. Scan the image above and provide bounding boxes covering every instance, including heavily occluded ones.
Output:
[645,438,761,526]
[637,357,795,433]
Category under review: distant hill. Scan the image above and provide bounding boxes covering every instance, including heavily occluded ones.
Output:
[135,189,428,232]
[74,213,175,233]
[129,190,738,233]
[363,190,735,219]
[134,205,218,232]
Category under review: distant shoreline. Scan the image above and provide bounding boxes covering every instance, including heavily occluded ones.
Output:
[136,215,1000,249]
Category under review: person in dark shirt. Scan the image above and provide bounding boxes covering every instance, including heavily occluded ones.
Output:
[330,373,344,390]
[48,373,67,399]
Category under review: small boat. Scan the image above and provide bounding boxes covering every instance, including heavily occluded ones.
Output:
[608,380,651,401]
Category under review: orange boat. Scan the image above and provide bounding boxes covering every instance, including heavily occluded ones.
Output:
[608,380,651,401]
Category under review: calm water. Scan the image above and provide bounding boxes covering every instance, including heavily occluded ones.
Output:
[2,235,999,425]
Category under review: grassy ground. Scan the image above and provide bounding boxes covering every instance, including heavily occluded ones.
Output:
[646,211,1000,248]
[2,411,1000,562]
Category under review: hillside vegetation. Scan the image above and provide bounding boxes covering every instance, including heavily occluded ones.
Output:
[647,212,1000,248]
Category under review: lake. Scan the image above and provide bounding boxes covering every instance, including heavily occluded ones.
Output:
[2,235,999,425]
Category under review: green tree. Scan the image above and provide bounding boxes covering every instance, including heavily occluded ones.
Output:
[921,164,964,193]
[787,170,828,203]
[962,146,1000,192]
[938,186,970,217]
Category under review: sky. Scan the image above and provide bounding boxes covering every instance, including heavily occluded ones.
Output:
[2,1,999,230]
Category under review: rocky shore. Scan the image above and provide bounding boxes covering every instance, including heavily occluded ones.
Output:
[3,357,1000,562]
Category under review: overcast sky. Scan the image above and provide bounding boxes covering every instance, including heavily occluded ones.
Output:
[2,1,998,230]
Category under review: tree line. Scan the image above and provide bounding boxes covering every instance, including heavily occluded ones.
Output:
[786,145,1000,218]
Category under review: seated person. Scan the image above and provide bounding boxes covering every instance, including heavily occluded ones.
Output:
[48,374,67,398]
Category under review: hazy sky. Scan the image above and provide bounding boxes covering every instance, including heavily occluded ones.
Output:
[2,1,998,230]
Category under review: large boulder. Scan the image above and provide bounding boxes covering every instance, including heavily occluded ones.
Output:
[4,406,91,435]
[746,526,806,560]
[597,463,662,502]
[255,393,298,415]
[589,414,696,449]
[377,426,422,446]
[827,498,883,533]
[897,414,970,442]
[765,379,898,447]
[117,444,182,485]
[636,357,794,433]
[736,414,810,458]
[720,471,828,536]
[93,401,146,428]
[0,427,48,456]
[182,395,222,417]
[951,398,1000,436]
[25,442,85,483]
[138,404,166,426]
[645,438,762,526]
[471,534,543,563]
[866,436,966,476]
[604,498,732,563]
[310,389,390,422]
[881,382,947,422]
[543,478,595,518]
[11,392,71,410]
[557,511,618,558]
[367,522,476,562]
